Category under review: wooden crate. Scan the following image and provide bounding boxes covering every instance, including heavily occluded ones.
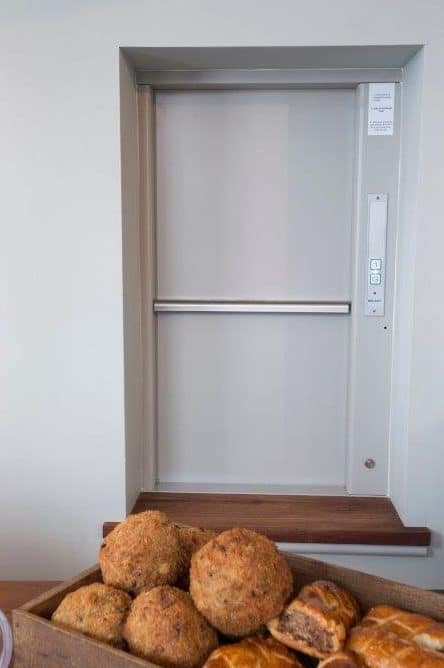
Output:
[13,554,444,667]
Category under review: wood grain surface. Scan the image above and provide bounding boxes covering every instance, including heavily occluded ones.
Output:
[13,566,157,668]
[0,582,59,620]
[1,582,59,667]
[103,492,431,545]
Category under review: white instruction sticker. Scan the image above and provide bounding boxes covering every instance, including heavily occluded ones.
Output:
[368,83,395,136]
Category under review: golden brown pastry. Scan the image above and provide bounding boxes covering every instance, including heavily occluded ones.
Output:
[190,527,293,637]
[318,651,361,668]
[51,583,131,647]
[348,625,444,668]
[299,581,360,631]
[179,526,217,560]
[100,510,182,595]
[361,605,444,652]
[178,526,217,588]
[123,585,218,668]
[203,636,304,667]
[267,580,360,659]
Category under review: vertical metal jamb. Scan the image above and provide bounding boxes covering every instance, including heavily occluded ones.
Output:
[346,83,401,495]
[139,86,158,490]
[345,84,366,494]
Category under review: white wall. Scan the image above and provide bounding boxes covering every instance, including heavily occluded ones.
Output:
[119,52,143,513]
[1,0,444,584]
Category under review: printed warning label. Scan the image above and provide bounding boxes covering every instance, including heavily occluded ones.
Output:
[368,83,395,136]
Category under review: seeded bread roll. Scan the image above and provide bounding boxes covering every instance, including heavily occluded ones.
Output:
[100,511,182,595]
[51,583,131,648]
[190,528,293,637]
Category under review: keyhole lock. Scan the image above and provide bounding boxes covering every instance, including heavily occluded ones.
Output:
[364,458,376,469]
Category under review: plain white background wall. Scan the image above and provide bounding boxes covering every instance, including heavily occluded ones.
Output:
[1,0,444,584]
[119,52,144,514]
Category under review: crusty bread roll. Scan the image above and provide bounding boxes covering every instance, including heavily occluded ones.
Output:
[267,580,360,658]
[361,605,444,652]
[123,585,218,668]
[51,583,131,648]
[100,511,182,595]
[190,528,293,637]
[177,526,217,589]
[203,636,303,667]
[318,651,361,668]
[348,625,444,668]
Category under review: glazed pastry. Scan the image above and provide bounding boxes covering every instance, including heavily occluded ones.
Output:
[203,636,304,667]
[298,580,360,631]
[267,580,360,658]
[361,605,444,652]
[318,651,361,668]
[348,625,444,668]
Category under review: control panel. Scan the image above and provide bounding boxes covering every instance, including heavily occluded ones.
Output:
[366,194,388,316]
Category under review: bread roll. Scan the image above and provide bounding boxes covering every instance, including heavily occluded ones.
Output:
[51,583,131,648]
[267,580,360,658]
[203,637,303,667]
[123,585,218,668]
[348,625,444,668]
[362,605,444,652]
[190,528,293,637]
[100,511,182,595]
[177,526,217,589]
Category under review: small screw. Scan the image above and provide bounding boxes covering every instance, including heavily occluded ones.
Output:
[364,458,376,469]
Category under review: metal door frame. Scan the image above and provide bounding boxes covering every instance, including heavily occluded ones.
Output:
[137,69,402,495]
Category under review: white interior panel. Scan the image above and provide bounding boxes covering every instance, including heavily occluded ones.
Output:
[156,89,355,300]
[157,313,349,486]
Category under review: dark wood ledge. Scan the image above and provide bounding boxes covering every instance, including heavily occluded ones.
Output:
[0,581,59,621]
[103,492,431,546]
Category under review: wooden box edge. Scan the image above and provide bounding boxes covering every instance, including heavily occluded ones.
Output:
[12,552,444,667]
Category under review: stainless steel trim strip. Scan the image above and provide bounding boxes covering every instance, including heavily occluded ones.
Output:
[277,543,429,557]
[137,68,403,88]
[154,301,350,314]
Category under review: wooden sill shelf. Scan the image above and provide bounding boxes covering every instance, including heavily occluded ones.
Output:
[103,492,431,547]
[0,581,59,621]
